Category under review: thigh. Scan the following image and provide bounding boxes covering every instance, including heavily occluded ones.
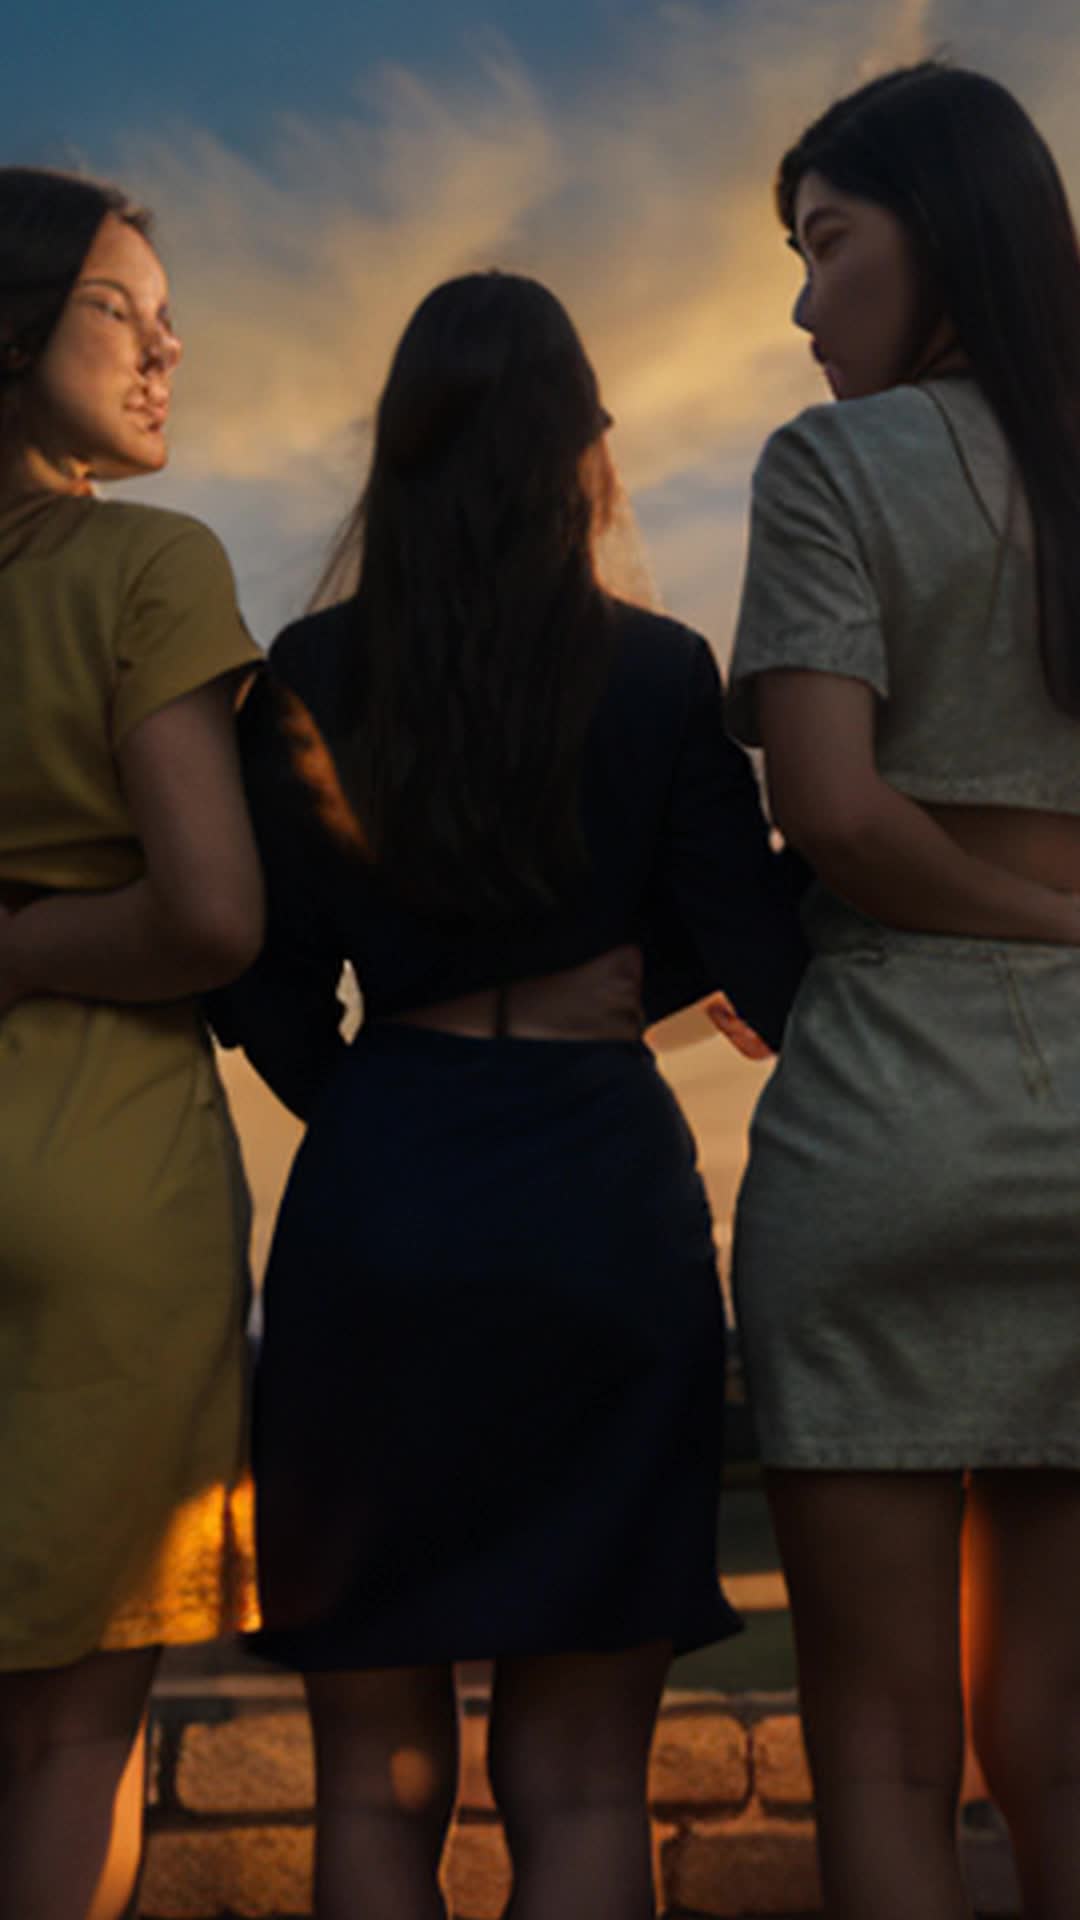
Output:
[0,1646,158,1771]
[303,1666,458,1812]
[768,1470,966,1779]
[967,1470,1080,1740]
[489,1643,671,1804]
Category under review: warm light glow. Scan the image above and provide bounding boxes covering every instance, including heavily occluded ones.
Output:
[390,1746,445,1814]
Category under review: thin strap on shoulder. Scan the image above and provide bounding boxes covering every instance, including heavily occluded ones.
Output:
[921,379,1017,639]
[494,983,511,1039]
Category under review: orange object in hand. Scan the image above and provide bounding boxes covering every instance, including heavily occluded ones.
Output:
[704,991,776,1060]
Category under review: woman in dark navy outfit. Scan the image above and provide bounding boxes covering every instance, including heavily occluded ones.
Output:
[211,272,806,1920]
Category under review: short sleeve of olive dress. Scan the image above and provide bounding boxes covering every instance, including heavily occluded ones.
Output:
[0,494,262,1669]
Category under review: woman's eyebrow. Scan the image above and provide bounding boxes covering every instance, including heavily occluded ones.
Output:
[76,276,133,300]
[76,277,171,323]
[799,205,846,247]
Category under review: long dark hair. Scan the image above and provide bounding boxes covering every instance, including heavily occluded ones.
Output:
[318,271,615,921]
[777,62,1080,715]
[0,168,152,458]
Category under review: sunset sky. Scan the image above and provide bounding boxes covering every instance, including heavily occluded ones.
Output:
[12,0,1080,654]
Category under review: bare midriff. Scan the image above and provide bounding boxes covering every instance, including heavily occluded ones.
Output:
[923,802,1080,895]
[383,943,646,1042]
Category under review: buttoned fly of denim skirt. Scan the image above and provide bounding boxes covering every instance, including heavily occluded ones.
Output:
[733,892,1080,1468]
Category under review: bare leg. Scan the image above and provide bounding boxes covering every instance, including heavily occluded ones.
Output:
[488,1640,671,1920]
[967,1469,1080,1920]
[768,1469,970,1920]
[0,1644,158,1920]
[87,1714,149,1920]
[304,1664,458,1920]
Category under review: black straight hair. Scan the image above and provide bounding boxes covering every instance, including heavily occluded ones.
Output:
[0,167,152,454]
[312,270,615,922]
[777,61,1080,716]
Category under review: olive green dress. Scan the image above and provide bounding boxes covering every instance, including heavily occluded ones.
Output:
[0,493,261,1669]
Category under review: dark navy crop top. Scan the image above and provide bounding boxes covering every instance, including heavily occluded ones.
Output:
[209,596,808,1116]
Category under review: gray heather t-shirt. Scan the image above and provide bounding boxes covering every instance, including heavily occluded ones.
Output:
[727,374,1080,814]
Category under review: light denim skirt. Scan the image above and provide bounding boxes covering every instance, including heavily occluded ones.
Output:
[733,891,1080,1468]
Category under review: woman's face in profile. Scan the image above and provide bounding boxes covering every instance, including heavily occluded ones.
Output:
[790,170,927,400]
[27,214,182,482]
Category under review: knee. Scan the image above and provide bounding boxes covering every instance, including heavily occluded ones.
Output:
[0,1719,48,1793]
[805,1685,965,1797]
[488,1725,645,1834]
[0,1653,152,1801]
[971,1666,1080,1801]
[0,1712,133,1798]
[314,1729,457,1826]
[386,1743,457,1821]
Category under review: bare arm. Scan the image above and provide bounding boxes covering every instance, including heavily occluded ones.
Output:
[642,636,809,1046]
[760,670,1080,943]
[204,671,347,1118]
[0,677,264,1001]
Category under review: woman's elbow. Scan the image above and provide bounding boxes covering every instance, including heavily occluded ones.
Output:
[170,891,266,988]
[778,797,884,877]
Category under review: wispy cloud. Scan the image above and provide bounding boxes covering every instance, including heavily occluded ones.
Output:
[116,0,1080,645]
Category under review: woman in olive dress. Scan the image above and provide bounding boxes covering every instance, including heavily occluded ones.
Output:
[0,168,263,1919]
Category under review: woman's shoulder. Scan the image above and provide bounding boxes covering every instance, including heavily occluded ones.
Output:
[593,602,725,763]
[64,502,243,614]
[86,499,234,569]
[765,382,944,459]
[267,601,355,712]
[755,381,977,506]
[606,596,716,684]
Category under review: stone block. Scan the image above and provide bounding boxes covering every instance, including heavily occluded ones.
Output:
[176,1713,314,1814]
[662,1813,822,1916]
[458,1707,495,1813]
[650,1709,750,1811]
[140,1825,313,1917]
[442,1821,512,1920]
[754,1715,813,1812]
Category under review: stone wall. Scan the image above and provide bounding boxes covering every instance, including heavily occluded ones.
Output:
[138,1675,1020,1919]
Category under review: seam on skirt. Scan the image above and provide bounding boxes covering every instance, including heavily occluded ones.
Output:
[757,1444,1080,1469]
[992,953,1054,1102]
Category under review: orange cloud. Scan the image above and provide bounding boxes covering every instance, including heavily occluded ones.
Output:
[116,1,1080,638]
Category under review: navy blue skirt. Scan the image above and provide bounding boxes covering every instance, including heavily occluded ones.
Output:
[249,1024,738,1669]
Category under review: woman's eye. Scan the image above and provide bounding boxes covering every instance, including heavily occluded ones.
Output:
[87,297,129,323]
[812,230,844,261]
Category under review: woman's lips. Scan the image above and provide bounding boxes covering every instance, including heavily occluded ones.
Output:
[810,341,841,394]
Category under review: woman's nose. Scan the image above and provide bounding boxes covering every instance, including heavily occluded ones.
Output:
[792,280,813,333]
[142,326,183,373]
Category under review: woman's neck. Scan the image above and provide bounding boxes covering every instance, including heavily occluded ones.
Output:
[909,317,970,386]
[0,442,93,505]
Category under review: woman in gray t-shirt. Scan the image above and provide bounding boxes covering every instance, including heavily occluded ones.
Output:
[728,61,1080,1920]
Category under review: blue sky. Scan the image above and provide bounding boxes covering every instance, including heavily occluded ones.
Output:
[11,1,666,171]
[10,1,1080,647]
